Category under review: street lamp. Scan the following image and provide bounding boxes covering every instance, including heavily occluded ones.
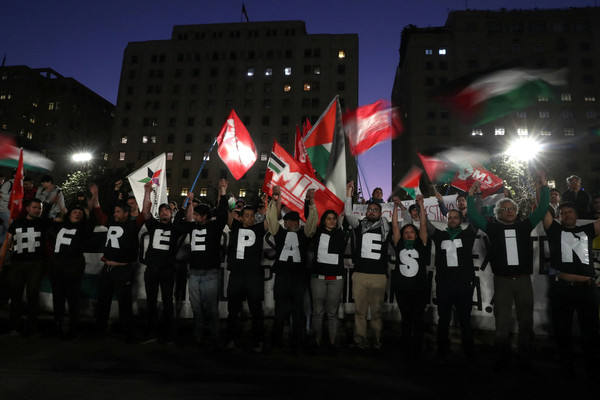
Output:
[72,152,92,163]
[505,137,541,162]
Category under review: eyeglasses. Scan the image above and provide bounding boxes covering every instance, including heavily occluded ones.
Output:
[499,207,517,212]
[366,208,380,213]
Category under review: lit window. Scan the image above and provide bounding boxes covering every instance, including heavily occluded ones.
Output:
[561,93,572,101]
[540,130,551,136]
[265,68,272,76]
[494,127,505,136]
[29,117,35,124]
[199,188,208,197]
[166,187,170,196]
[313,66,321,75]
[564,128,575,136]
[425,49,433,55]
[26,132,33,139]
[338,50,346,59]
[284,67,292,76]
[150,136,157,143]
[142,136,148,143]
[32,101,37,107]
[238,189,246,197]
[585,94,596,102]
[185,151,192,161]
[180,187,188,196]
[517,128,528,136]
[538,95,549,102]
[119,152,126,161]
[539,111,550,119]
[166,152,173,160]
[103,153,108,161]
[247,68,254,77]
[471,129,483,136]
[303,83,311,91]
[283,84,291,92]
[121,135,127,144]
[203,152,210,161]
[260,152,268,161]
[48,102,55,110]
[439,48,447,55]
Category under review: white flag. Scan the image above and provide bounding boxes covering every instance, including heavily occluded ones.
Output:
[126,153,168,219]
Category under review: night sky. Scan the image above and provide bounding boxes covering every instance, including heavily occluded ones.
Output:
[1,0,594,197]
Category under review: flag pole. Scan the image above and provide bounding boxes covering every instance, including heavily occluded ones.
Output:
[185,137,218,208]
[355,157,371,202]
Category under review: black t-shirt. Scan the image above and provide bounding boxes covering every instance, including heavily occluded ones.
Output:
[103,219,142,263]
[272,228,309,276]
[227,219,266,273]
[144,218,187,269]
[352,224,390,275]
[545,220,596,277]
[392,238,430,291]
[52,220,93,259]
[188,195,228,270]
[312,228,346,276]
[484,219,535,275]
[431,227,476,286]
[8,217,53,262]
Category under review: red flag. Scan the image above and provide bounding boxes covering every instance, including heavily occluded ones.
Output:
[294,124,315,177]
[263,141,343,221]
[302,117,312,136]
[216,110,257,180]
[450,161,503,198]
[343,99,402,156]
[417,153,456,184]
[8,149,24,223]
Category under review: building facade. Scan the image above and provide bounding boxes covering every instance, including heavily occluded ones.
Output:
[109,20,358,205]
[392,7,600,193]
[0,66,114,181]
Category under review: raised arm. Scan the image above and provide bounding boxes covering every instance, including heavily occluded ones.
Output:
[391,197,401,245]
[215,179,229,229]
[466,181,487,231]
[344,181,360,229]
[141,181,153,219]
[267,186,282,236]
[435,188,449,217]
[185,192,194,222]
[304,189,318,238]
[529,171,550,226]
[416,195,428,244]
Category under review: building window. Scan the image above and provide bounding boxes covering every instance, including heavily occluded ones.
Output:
[281,133,289,143]
[265,68,272,76]
[337,65,346,74]
[263,99,271,109]
[182,169,190,178]
[494,127,505,136]
[539,111,550,119]
[284,67,292,76]
[564,128,575,136]
[238,189,247,197]
[121,135,127,144]
[338,50,345,59]
[186,134,193,143]
[313,66,321,75]
[303,83,311,91]
[517,128,528,136]
[425,49,433,55]
[534,44,544,52]
[201,169,208,179]
[180,187,188,196]
[119,152,126,161]
[586,110,597,119]
[585,94,596,102]
[562,109,574,119]
[471,129,483,136]
[561,93,572,101]
[540,130,551,136]
[260,152,268,162]
[438,48,447,55]
[203,152,210,161]
[337,81,345,91]
[184,151,192,161]
[199,188,208,197]
[538,95,549,102]
[516,111,527,119]
[262,116,270,126]
[247,68,254,77]
[142,136,149,144]
[166,152,173,161]
[283,84,291,92]
[167,134,175,144]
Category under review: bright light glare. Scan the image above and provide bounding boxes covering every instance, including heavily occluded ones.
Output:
[72,152,92,162]
[505,138,541,161]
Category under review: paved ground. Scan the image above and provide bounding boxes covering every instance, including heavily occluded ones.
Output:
[0,312,595,400]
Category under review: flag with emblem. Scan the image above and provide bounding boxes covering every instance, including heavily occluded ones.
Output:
[216,109,257,180]
[127,153,168,219]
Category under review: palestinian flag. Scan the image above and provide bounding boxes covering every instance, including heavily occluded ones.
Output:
[397,166,422,199]
[0,132,54,172]
[437,68,566,126]
[303,96,346,201]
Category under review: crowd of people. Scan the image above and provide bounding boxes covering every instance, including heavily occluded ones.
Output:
[0,171,598,378]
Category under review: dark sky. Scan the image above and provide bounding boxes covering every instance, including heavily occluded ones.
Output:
[1,0,594,196]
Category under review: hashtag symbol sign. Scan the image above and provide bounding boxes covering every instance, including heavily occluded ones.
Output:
[14,227,41,254]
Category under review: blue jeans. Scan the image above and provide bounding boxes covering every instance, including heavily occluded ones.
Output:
[188,268,220,341]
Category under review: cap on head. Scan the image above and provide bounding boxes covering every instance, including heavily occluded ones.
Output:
[283,211,300,221]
